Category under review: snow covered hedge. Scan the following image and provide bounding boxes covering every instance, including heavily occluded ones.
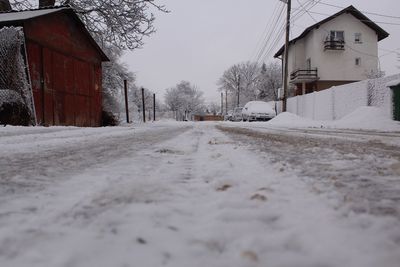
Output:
[0,26,36,125]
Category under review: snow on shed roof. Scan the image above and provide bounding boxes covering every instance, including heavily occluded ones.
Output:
[0,6,70,23]
[0,6,109,61]
[386,79,400,88]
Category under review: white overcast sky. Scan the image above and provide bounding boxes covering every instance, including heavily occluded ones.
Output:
[124,0,400,103]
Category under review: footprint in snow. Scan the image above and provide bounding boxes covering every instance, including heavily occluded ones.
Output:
[250,193,267,201]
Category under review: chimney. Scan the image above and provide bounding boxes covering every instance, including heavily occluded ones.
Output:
[0,0,11,12]
[39,0,55,8]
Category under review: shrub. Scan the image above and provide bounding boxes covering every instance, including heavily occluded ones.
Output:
[101,109,119,126]
[0,101,31,126]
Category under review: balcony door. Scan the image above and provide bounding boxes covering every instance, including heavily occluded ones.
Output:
[306,58,311,70]
[330,31,344,41]
[306,58,311,74]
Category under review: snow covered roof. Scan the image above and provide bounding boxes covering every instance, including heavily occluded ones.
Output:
[274,5,389,58]
[0,6,109,61]
[0,7,70,23]
[386,79,400,88]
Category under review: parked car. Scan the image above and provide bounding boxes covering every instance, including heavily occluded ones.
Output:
[231,107,243,121]
[224,110,233,121]
[242,101,276,122]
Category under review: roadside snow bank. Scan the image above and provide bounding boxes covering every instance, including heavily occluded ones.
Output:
[265,107,400,131]
[268,112,324,128]
[329,106,400,131]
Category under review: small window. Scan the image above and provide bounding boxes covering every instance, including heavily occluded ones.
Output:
[355,58,361,66]
[355,33,362,43]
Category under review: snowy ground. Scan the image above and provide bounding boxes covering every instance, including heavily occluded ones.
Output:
[0,119,400,267]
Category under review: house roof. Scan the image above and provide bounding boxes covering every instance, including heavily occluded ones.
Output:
[274,5,390,58]
[0,6,109,61]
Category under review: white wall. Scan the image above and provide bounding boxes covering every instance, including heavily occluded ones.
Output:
[286,74,400,120]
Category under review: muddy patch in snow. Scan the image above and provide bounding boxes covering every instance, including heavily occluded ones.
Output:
[156,148,185,155]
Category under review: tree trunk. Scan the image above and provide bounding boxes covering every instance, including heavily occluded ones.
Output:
[0,0,11,12]
[39,0,55,8]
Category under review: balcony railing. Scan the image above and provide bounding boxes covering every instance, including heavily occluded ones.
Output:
[290,68,318,82]
[324,40,345,50]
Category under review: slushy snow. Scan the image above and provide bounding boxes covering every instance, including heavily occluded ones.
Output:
[0,117,399,267]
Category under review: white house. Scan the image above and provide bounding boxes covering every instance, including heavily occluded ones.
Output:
[274,5,389,96]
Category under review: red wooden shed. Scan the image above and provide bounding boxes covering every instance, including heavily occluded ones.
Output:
[0,6,109,126]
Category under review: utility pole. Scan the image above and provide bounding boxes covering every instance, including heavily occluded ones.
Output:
[281,0,291,112]
[221,92,223,115]
[237,75,241,107]
[148,107,151,121]
[153,93,156,121]
[124,80,130,123]
[141,87,146,123]
[225,90,228,114]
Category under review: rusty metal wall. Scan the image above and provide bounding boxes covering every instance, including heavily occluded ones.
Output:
[24,12,103,126]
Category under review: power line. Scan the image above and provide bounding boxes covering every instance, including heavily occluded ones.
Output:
[379,47,399,58]
[256,0,318,63]
[250,1,282,61]
[304,10,400,26]
[253,0,312,63]
[261,0,321,62]
[254,2,286,62]
[318,1,400,20]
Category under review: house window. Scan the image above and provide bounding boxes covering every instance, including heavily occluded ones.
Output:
[355,33,362,43]
[355,57,361,66]
[330,31,344,42]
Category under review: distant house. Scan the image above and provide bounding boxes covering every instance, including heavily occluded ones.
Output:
[0,6,109,126]
[274,5,389,96]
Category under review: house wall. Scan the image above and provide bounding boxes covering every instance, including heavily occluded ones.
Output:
[23,12,103,126]
[288,13,379,83]
[313,13,379,81]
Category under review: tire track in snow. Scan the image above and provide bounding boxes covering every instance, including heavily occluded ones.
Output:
[218,125,400,220]
[0,126,191,197]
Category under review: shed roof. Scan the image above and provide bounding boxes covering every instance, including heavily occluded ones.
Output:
[274,5,389,58]
[0,6,109,61]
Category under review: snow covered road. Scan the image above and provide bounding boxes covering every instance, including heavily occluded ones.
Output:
[0,122,399,267]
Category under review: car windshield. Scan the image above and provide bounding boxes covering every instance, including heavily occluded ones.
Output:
[248,102,273,112]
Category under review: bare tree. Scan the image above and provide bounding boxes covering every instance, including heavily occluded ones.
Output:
[102,46,135,117]
[217,62,260,108]
[8,0,168,50]
[164,81,204,121]
[206,102,220,115]
[240,62,260,102]
[164,87,182,120]
[258,62,282,101]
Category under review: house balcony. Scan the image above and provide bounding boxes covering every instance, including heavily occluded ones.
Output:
[324,40,345,50]
[290,68,319,83]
